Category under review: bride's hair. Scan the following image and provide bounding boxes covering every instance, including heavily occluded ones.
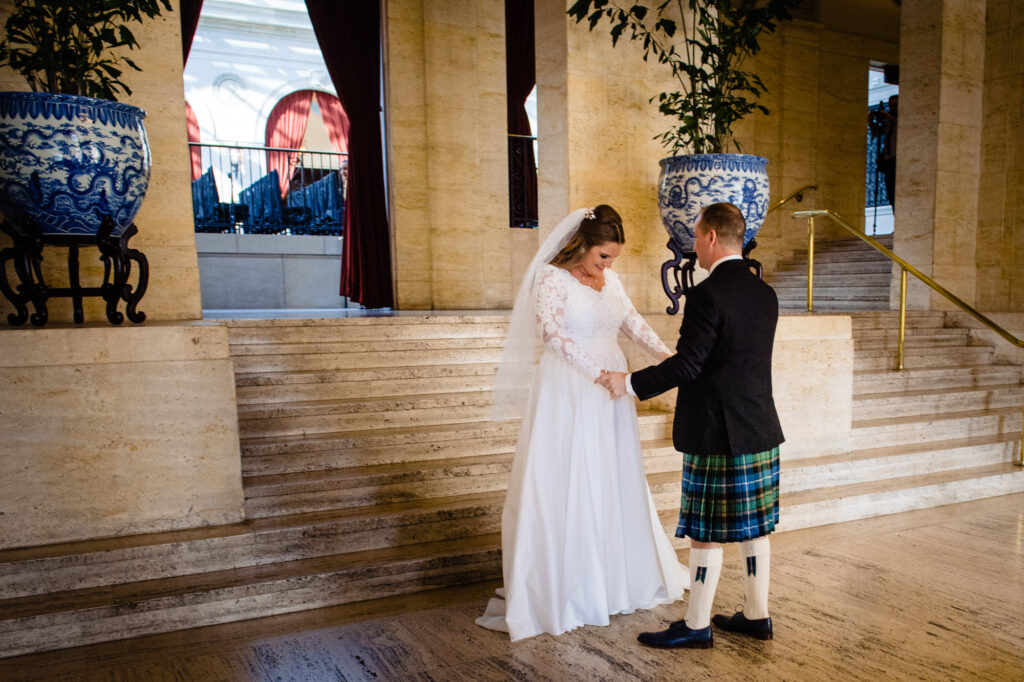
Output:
[549,204,625,266]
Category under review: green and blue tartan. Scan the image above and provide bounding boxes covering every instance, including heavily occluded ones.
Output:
[675,446,780,543]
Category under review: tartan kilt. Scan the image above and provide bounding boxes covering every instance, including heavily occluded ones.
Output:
[675,446,780,543]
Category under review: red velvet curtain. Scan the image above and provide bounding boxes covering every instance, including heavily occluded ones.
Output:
[305,1,394,309]
[180,0,204,66]
[506,0,538,226]
[185,101,202,181]
[265,90,314,198]
[316,92,350,155]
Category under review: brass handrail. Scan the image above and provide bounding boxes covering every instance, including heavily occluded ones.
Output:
[793,209,1024,465]
[767,184,817,215]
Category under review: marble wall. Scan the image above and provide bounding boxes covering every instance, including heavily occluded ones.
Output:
[978,0,1024,312]
[387,0,513,310]
[0,324,244,550]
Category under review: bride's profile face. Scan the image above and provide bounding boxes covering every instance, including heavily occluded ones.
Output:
[576,241,622,278]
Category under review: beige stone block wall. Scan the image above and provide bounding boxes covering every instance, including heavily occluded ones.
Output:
[388,0,513,310]
[622,313,853,460]
[978,0,1024,312]
[0,1,203,323]
[0,324,244,550]
[894,0,985,311]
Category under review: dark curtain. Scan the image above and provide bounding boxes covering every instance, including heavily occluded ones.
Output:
[506,0,538,227]
[305,0,394,309]
[265,90,314,198]
[180,0,204,66]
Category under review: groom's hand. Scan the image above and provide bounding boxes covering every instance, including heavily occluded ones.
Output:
[596,371,628,399]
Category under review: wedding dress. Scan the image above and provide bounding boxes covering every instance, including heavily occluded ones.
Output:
[477,264,688,641]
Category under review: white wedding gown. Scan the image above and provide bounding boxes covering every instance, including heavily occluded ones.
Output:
[477,264,688,641]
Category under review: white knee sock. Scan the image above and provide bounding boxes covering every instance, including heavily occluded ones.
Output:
[684,547,723,629]
[739,536,771,619]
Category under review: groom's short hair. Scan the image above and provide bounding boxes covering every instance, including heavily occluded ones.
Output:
[697,203,745,249]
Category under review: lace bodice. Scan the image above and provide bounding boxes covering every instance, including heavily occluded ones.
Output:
[535,265,671,379]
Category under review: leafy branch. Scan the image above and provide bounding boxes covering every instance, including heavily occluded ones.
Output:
[0,0,173,101]
[568,0,800,155]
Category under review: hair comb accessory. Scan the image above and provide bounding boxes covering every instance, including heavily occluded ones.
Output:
[584,208,596,220]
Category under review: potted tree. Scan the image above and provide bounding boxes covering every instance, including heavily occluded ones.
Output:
[0,0,172,237]
[568,0,799,260]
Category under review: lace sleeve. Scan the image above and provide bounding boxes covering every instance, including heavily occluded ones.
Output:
[535,267,603,380]
[612,272,672,360]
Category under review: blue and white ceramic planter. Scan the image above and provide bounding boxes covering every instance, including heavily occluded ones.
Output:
[658,153,769,251]
[0,92,151,236]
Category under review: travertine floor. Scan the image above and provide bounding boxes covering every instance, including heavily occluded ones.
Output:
[2,493,1022,681]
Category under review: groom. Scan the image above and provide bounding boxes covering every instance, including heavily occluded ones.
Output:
[598,202,784,649]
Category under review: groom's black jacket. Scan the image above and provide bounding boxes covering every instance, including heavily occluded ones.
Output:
[631,259,784,456]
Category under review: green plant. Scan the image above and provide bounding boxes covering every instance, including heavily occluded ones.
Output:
[568,0,801,155]
[0,0,173,101]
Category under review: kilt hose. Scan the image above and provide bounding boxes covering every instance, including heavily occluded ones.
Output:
[675,446,780,543]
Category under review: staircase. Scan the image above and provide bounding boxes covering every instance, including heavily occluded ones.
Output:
[2,295,1023,657]
[772,234,893,311]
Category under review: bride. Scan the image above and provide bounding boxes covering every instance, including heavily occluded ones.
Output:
[477,205,688,641]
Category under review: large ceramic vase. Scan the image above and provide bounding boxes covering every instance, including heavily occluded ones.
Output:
[0,92,151,236]
[658,153,770,251]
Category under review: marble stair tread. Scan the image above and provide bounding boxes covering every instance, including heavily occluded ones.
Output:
[242,439,682,508]
[854,347,994,370]
[852,405,1021,430]
[779,462,1024,508]
[775,286,889,298]
[231,348,504,373]
[221,314,510,327]
[772,262,894,276]
[0,493,508,599]
[852,335,970,350]
[229,337,506,357]
[237,391,496,420]
[779,301,889,311]
[0,533,503,657]
[847,311,946,327]
[853,364,1022,393]
[853,383,1024,419]
[234,362,499,386]
[780,434,1021,491]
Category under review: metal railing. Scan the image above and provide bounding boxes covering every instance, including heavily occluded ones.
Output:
[767,184,818,215]
[793,208,1024,465]
[189,142,348,236]
[508,133,538,228]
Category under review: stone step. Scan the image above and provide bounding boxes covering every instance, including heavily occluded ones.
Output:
[792,236,893,253]
[772,274,890,290]
[225,317,508,345]
[848,311,947,329]
[242,439,681,518]
[775,286,889,299]
[852,326,969,342]
[240,412,673,474]
[235,363,499,404]
[0,533,503,659]
[782,434,1021,492]
[779,249,890,265]
[229,337,506,357]
[778,296,892,307]
[851,406,1022,449]
[854,364,1023,394]
[0,492,507,601]
[852,333,969,350]
[853,345,994,370]
[231,346,504,373]
[777,462,1024,531]
[771,260,894,276]
[854,384,1023,420]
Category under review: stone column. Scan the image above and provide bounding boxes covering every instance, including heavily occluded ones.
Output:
[893,0,985,310]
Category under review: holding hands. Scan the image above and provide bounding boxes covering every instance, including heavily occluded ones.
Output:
[596,370,628,399]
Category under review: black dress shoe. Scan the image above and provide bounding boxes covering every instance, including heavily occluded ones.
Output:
[637,621,713,649]
[711,611,773,640]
